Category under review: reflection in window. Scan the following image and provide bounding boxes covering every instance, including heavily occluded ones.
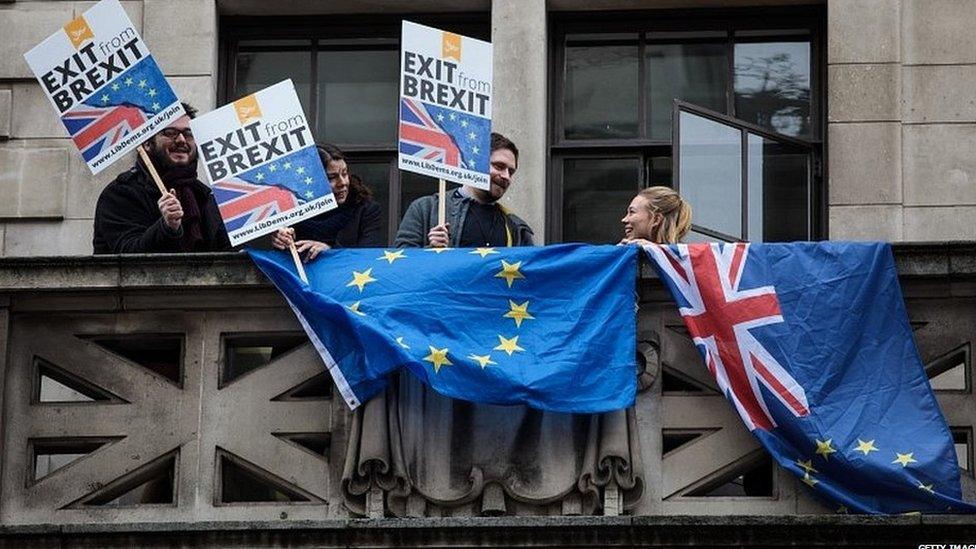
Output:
[747,134,809,241]
[562,157,639,243]
[317,49,398,144]
[734,41,811,138]
[678,111,742,240]
[646,41,727,139]
[565,35,639,139]
[235,46,313,112]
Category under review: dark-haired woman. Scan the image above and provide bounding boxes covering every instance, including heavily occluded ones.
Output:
[272,143,383,260]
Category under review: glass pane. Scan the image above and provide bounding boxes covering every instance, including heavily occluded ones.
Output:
[747,133,809,241]
[235,51,312,114]
[317,50,399,144]
[734,41,811,138]
[562,157,639,244]
[565,43,639,139]
[678,111,742,239]
[346,160,391,245]
[646,42,728,139]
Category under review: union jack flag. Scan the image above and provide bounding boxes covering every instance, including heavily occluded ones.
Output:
[213,179,300,234]
[647,242,810,431]
[399,98,464,168]
[61,105,146,162]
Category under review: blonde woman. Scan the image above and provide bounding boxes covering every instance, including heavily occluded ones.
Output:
[619,186,692,246]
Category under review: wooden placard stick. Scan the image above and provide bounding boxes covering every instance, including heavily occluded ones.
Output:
[137,146,169,196]
[437,178,447,228]
[288,238,309,284]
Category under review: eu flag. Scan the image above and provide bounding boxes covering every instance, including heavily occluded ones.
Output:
[248,244,638,413]
[645,241,976,514]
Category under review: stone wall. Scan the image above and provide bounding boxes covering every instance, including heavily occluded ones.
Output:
[828,0,976,241]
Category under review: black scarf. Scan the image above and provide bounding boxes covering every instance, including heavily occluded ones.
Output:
[160,165,206,252]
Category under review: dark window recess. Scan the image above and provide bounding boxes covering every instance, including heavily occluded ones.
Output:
[662,430,707,455]
[550,9,824,244]
[31,438,119,482]
[77,451,177,506]
[952,428,972,473]
[35,359,122,404]
[661,367,710,393]
[222,16,490,245]
[271,372,332,401]
[86,335,184,386]
[218,450,312,503]
[684,453,774,497]
[274,433,331,458]
[222,333,308,386]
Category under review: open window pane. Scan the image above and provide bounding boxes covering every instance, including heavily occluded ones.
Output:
[677,110,742,240]
[646,42,728,139]
[565,35,639,139]
[562,157,639,244]
[316,49,399,145]
[734,40,811,138]
[747,133,809,241]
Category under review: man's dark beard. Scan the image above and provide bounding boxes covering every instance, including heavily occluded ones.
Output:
[146,138,198,173]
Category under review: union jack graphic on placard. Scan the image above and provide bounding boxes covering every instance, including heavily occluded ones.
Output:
[62,105,146,162]
[646,242,810,431]
[399,98,462,167]
[213,179,300,233]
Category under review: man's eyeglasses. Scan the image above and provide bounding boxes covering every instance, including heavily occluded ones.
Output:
[159,128,194,140]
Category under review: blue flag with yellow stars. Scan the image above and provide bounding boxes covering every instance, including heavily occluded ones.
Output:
[645,241,976,514]
[248,244,638,414]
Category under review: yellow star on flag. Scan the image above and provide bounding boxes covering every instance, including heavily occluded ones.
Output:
[425,247,452,254]
[892,452,918,467]
[854,439,879,456]
[796,459,818,475]
[470,247,499,258]
[396,336,410,349]
[836,505,849,514]
[347,301,366,316]
[503,300,535,328]
[815,439,837,460]
[347,268,377,292]
[495,260,525,288]
[378,250,407,264]
[494,335,525,356]
[801,473,818,487]
[424,346,452,373]
[468,354,497,369]
[918,482,934,494]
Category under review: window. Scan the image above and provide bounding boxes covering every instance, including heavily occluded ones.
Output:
[221,15,490,245]
[550,9,824,244]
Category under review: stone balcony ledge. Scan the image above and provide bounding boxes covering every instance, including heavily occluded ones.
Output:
[0,242,972,293]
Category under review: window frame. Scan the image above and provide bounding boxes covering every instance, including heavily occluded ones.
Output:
[547,7,827,243]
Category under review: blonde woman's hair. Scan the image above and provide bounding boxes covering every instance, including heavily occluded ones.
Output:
[638,186,692,244]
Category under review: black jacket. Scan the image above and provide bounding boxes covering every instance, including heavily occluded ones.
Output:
[92,161,232,254]
[294,193,383,248]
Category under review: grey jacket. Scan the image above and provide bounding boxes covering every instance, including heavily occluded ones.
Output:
[394,189,534,248]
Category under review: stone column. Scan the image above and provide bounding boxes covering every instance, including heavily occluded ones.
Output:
[491,0,548,243]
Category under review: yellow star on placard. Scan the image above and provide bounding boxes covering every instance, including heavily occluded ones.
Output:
[503,300,535,328]
[424,346,452,373]
[347,268,377,292]
[801,473,818,487]
[468,354,497,369]
[893,452,918,467]
[796,459,818,475]
[396,336,410,349]
[918,482,934,494]
[854,439,879,456]
[347,301,366,316]
[495,260,525,288]
[494,335,525,356]
[425,247,452,253]
[378,250,407,264]
[815,439,837,460]
[470,247,499,258]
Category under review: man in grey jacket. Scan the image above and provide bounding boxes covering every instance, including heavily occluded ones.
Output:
[394,132,533,248]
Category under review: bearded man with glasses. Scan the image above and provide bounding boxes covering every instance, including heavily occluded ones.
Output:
[93,102,231,254]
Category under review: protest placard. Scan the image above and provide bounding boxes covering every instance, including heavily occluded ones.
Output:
[398,21,492,191]
[190,79,337,248]
[23,0,184,175]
